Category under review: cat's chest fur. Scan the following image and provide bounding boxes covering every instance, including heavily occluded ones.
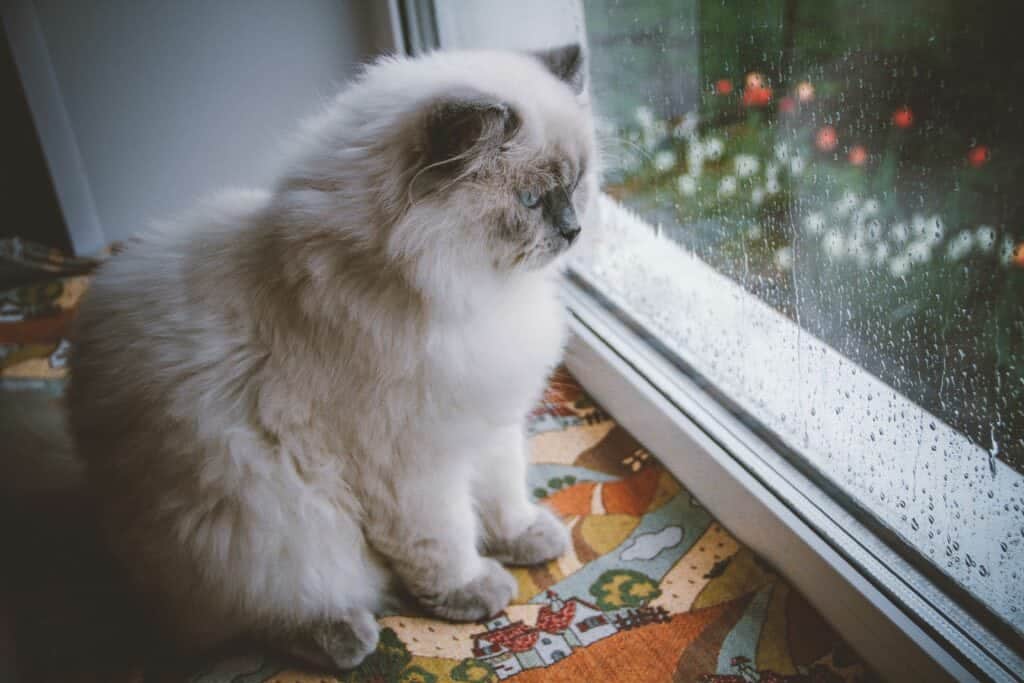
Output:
[264,272,567,443]
[423,273,567,421]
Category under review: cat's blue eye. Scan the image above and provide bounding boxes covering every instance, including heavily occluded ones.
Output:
[517,189,542,208]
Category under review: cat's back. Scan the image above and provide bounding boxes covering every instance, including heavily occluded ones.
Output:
[68,189,271,464]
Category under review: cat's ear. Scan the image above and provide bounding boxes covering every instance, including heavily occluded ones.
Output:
[406,90,520,198]
[423,90,521,169]
[530,43,586,95]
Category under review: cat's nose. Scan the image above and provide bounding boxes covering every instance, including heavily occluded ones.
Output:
[560,223,581,244]
[557,206,581,244]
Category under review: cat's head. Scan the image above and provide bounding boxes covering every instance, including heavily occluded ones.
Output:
[394,44,596,275]
[275,45,598,300]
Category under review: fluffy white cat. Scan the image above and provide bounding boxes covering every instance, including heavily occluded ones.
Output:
[67,45,597,670]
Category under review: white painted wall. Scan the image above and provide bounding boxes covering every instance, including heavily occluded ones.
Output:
[6,0,394,251]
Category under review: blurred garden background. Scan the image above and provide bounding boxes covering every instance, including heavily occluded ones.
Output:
[584,0,1024,472]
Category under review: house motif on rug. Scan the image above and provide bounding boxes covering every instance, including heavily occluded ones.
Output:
[470,591,619,679]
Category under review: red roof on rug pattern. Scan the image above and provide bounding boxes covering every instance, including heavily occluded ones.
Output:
[536,600,576,633]
[529,402,578,418]
[473,622,539,654]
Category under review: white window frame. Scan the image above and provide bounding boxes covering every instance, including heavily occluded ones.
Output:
[396,2,1023,679]
[571,196,1024,676]
[564,267,1001,682]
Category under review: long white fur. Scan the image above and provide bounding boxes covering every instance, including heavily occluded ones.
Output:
[67,48,598,661]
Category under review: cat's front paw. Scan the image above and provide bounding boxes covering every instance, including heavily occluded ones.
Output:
[427,558,516,622]
[488,505,569,566]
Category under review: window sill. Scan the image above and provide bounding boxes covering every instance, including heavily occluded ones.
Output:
[563,197,1023,681]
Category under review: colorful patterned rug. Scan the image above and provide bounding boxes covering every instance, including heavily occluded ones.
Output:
[0,242,876,682]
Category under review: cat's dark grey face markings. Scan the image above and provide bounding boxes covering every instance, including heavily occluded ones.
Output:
[539,185,581,246]
[523,160,586,246]
[500,156,589,267]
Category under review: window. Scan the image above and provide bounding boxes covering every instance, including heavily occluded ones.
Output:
[427,0,1022,676]
[579,0,1023,645]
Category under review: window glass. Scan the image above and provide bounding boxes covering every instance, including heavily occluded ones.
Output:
[582,0,1024,636]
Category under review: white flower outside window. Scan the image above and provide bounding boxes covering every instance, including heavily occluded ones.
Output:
[717,175,737,197]
[734,154,759,177]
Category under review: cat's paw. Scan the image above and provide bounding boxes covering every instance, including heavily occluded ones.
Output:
[277,609,379,671]
[488,506,570,566]
[427,558,517,622]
